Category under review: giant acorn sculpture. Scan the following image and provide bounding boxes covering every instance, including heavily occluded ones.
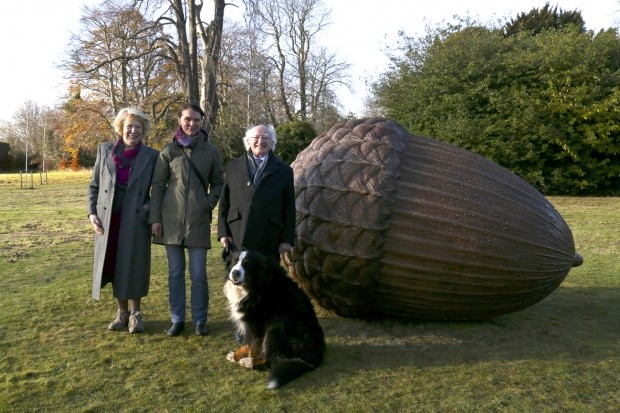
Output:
[282,117,583,320]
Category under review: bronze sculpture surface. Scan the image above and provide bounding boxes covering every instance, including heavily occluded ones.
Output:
[283,118,582,319]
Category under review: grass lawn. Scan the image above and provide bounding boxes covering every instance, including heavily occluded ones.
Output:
[0,170,618,412]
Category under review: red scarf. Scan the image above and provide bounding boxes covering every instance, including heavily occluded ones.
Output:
[112,139,141,184]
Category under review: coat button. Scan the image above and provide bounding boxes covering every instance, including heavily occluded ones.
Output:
[247,181,250,186]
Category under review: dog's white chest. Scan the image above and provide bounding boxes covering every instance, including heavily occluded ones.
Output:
[223,280,246,323]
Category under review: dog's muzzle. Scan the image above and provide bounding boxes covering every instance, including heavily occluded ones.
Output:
[229,268,244,285]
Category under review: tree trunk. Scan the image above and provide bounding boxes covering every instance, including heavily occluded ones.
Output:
[198,0,226,134]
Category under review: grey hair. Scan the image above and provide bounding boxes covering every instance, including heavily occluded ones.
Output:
[113,107,151,137]
[243,124,277,151]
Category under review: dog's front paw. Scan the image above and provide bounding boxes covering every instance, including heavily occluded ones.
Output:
[239,357,254,369]
[226,351,237,363]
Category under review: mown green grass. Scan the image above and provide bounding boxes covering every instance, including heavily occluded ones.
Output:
[0,170,618,412]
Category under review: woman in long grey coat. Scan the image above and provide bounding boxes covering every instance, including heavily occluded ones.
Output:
[87,107,159,334]
[150,103,224,337]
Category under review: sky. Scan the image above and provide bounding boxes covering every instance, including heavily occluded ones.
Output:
[0,0,619,123]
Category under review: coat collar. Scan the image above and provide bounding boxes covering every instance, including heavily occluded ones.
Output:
[253,151,282,186]
[104,141,150,186]
[128,146,150,186]
[105,142,116,179]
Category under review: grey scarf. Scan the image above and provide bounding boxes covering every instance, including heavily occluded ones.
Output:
[247,152,268,188]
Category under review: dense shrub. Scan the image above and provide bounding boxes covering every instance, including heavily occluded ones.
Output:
[373,23,620,195]
[275,121,317,165]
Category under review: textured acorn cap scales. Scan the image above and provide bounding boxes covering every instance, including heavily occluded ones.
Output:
[283,117,582,320]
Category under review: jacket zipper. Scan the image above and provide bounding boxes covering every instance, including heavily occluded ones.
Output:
[183,147,191,244]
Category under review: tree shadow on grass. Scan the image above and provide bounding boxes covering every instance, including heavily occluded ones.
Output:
[141,319,238,337]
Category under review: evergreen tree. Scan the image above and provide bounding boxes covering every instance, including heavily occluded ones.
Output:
[275,121,317,165]
[504,2,585,36]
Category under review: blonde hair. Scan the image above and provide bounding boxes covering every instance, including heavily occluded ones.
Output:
[113,107,151,137]
[243,124,277,151]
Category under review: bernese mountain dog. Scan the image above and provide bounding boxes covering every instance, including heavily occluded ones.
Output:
[222,248,325,389]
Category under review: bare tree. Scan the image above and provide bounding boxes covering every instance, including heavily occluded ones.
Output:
[305,47,351,130]
[139,0,227,133]
[199,0,226,129]
[59,0,180,155]
[0,102,51,170]
[249,0,350,125]
[62,0,172,117]
[211,18,278,161]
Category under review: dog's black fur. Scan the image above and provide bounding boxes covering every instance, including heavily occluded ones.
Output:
[222,248,325,389]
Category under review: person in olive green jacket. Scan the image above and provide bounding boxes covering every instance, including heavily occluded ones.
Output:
[149,103,224,337]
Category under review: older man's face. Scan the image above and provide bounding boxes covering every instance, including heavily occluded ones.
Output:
[248,126,273,157]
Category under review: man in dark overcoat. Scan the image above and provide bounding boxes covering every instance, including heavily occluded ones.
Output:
[217,124,295,262]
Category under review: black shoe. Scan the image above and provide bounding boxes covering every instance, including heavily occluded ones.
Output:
[194,324,209,336]
[167,322,185,337]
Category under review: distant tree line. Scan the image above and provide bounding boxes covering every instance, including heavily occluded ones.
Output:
[372,3,620,195]
[1,2,618,196]
[0,0,348,171]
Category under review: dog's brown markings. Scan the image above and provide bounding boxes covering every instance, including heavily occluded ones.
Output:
[232,344,250,360]
[228,344,267,368]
